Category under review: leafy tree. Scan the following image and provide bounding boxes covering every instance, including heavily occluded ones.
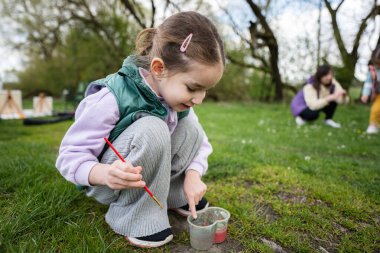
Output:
[1,0,139,96]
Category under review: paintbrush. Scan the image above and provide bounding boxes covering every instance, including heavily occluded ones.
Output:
[104,137,163,209]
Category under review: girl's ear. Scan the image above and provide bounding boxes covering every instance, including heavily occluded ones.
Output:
[150,58,165,78]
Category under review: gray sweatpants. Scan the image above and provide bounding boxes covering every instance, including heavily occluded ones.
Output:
[86,116,204,237]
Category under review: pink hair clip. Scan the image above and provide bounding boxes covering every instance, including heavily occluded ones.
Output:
[180,33,193,53]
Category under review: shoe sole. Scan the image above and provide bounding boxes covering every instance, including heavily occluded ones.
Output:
[169,203,209,217]
[126,234,173,248]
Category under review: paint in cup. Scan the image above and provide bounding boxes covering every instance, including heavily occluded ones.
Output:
[187,207,231,250]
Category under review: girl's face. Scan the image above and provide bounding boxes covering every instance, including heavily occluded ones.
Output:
[320,71,333,86]
[151,60,224,112]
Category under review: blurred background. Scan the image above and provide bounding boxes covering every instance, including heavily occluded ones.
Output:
[0,0,379,103]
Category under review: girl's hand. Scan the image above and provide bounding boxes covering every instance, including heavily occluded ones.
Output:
[361,95,369,104]
[105,160,146,189]
[327,90,346,102]
[89,160,146,190]
[184,170,207,219]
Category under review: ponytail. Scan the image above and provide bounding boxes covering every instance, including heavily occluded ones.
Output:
[134,12,224,73]
[135,28,157,56]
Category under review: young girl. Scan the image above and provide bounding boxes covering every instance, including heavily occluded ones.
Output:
[290,64,348,128]
[361,47,380,134]
[56,11,225,248]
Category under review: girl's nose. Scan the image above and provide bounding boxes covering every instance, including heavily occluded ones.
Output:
[192,91,206,105]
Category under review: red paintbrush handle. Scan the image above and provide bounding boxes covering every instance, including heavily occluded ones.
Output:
[104,138,126,162]
[144,186,154,197]
[104,138,160,203]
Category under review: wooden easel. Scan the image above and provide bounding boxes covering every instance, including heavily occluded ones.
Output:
[0,90,25,119]
[34,92,52,114]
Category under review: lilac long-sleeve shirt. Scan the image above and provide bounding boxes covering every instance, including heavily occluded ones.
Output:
[56,69,212,186]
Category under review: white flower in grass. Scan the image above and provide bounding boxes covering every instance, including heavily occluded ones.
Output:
[328,132,332,136]
[304,156,311,161]
[242,139,246,144]
[258,119,265,126]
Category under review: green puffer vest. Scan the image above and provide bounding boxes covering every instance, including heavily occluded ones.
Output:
[91,55,189,160]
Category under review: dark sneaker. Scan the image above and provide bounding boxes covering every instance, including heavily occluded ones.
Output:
[126,228,173,248]
[170,198,209,217]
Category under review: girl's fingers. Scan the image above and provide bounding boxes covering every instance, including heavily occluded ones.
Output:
[194,195,200,206]
[117,170,142,181]
[188,198,197,219]
[110,177,145,188]
[127,181,146,188]
[116,161,143,174]
[110,182,127,190]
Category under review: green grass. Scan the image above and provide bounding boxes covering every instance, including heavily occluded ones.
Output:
[1,102,379,252]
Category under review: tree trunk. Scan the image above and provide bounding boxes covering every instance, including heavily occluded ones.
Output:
[268,44,283,101]
[246,0,284,101]
[324,0,380,88]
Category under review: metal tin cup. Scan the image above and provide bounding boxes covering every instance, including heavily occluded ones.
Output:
[187,207,231,250]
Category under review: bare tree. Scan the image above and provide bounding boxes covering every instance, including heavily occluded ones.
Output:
[223,0,285,101]
[324,0,380,88]
[119,0,154,28]
[119,0,191,29]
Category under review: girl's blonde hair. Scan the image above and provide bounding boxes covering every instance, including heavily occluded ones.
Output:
[135,11,225,73]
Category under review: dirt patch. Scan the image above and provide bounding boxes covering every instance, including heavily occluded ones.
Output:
[358,222,371,228]
[168,211,189,235]
[309,235,339,253]
[311,199,325,206]
[261,238,287,253]
[254,203,279,222]
[277,191,307,204]
[243,179,262,188]
[332,222,348,233]
[170,237,244,253]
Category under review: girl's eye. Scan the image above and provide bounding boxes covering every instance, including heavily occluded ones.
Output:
[186,86,195,92]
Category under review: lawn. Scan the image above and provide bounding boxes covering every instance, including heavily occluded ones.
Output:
[0,102,379,252]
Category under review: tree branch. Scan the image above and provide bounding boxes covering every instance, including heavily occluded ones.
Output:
[120,0,146,28]
[67,0,121,55]
[245,0,275,40]
[150,0,155,27]
[218,4,251,46]
[323,0,349,62]
[218,4,270,69]
[164,0,181,12]
[351,4,380,60]
[336,0,345,12]
[227,54,270,72]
